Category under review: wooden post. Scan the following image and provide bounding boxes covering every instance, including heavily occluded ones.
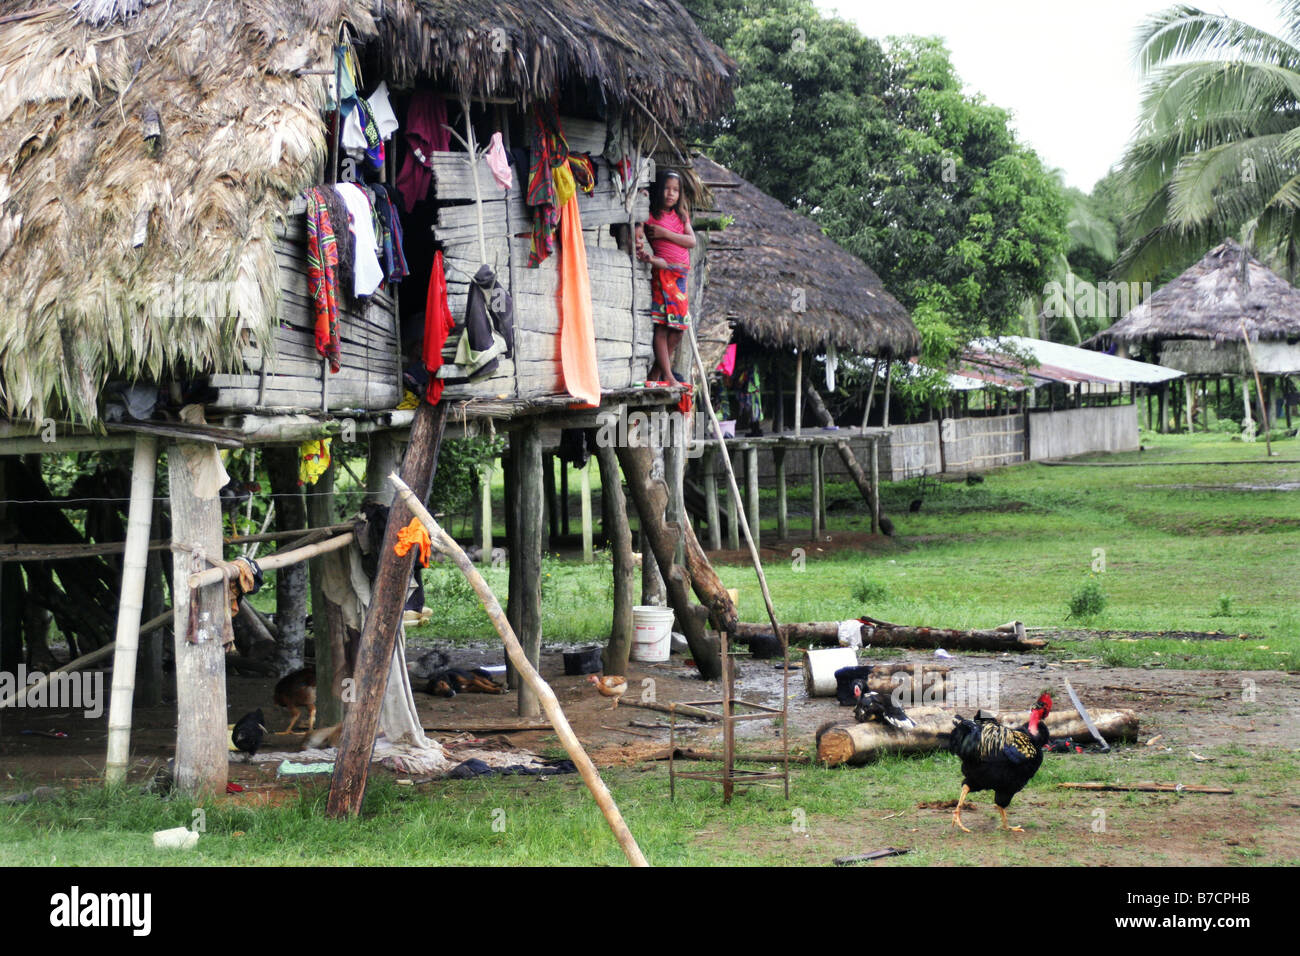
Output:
[810,446,823,540]
[665,432,686,568]
[793,348,803,437]
[817,445,828,531]
[595,442,634,676]
[104,434,157,786]
[543,452,559,547]
[366,433,399,505]
[1158,384,1168,434]
[327,402,448,818]
[559,457,570,537]
[265,446,308,674]
[616,443,722,679]
[1184,379,1194,434]
[480,463,493,564]
[136,501,166,707]
[307,456,343,727]
[1240,322,1272,455]
[702,445,722,551]
[881,360,893,428]
[745,445,760,551]
[774,447,788,541]
[390,477,648,866]
[860,356,881,431]
[580,459,593,563]
[508,424,544,716]
[167,441,228,798]
[870,438,881,535]
[725,449,741,551]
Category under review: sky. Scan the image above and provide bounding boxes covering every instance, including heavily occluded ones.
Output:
[815,0,1287,193]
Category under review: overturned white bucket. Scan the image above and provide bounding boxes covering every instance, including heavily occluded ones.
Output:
[631,605,676,662]
[803,647,861,697]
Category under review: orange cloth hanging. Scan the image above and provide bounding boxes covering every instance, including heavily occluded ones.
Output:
[557,193,600,408]
[394,518,432,567]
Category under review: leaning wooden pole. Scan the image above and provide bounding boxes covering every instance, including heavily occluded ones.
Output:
[1240,320,1273,456]
[328,402,447,818]
[390,474,649,867]
[104,434,158,785]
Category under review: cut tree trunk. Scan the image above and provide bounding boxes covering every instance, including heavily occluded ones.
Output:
[595,442,635,677]
[817,708,1139,766]
[265,446,308,674]
[616,442,721,679]
[731,619,1045,651]
[327,401,448,818]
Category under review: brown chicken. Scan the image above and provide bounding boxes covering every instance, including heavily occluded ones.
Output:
[273,667,316,734]
[587,674,628,709]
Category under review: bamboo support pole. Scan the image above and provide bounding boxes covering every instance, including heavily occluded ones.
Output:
[104,434,158,785]
[188,532,354,589]
[480,463,493,564]
[389,474,648,867]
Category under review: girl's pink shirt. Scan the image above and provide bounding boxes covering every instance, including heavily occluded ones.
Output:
[646,210,691,267]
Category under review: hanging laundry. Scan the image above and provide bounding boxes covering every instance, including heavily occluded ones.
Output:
[370,184,409,284]
[394,518,432,567]
[423,250,456,405]
[525,101,568,267]
[367,81,399,140]
[334,182,384,297]
[486,131,513,190]
[298,438,332,486]
[558,194,600,407]
[397,91,449,212]
[716,342,737,377]
[569,153,597,194]
[465,263,514,360]
[825,343,839,392]
[337,46,383,170]
[303,187,341,372]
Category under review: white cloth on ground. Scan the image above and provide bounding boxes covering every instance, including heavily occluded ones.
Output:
[837,619,863,649]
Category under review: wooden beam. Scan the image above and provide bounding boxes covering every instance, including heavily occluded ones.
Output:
[810,446,823,540]
[774,448,788,541]
[745,445,760,551]
[509,425,544,716]
[168,442,229,798]
[327,401,448,818]
[104,434,158,785]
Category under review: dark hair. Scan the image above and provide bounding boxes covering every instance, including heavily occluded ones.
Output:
[649,169,684,218]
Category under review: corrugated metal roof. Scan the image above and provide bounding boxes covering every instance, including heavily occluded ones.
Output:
[965,336,1184,386]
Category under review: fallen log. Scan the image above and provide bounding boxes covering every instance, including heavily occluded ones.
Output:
[817,707,1139,767]
[620,698,722,722]
[732,619,1046,652]
[1056,782,1232,794]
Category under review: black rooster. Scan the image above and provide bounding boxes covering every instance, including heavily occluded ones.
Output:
[231,709,267,762]
[947,692,1052,832]
[852,684,915,729]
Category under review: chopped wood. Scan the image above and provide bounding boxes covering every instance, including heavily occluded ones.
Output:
[833,848,909,866]
[1057,782,1233,794]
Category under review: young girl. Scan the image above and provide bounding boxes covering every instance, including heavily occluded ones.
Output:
[637,169,696,385]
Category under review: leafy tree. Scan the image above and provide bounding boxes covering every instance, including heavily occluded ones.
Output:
[1118,1,1300,282]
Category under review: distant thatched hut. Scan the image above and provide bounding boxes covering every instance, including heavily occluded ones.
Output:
[1086,239,1300,431]
[0,0,735,797]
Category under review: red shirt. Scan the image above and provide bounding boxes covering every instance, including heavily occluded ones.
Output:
[646,209,691,267]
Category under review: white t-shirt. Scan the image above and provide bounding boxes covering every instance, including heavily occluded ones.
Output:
[334,183,384,297]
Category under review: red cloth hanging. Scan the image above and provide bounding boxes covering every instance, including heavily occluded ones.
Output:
[423,250,456,405]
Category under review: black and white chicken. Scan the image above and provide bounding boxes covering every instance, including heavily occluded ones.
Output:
[852,683,915,729]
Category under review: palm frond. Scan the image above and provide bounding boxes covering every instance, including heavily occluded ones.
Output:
[1136,6,1300,74]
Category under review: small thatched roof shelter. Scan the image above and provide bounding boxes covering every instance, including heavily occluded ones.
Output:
[0,0,732,425]
[693,156,917,371]
[1086,240,1300,376]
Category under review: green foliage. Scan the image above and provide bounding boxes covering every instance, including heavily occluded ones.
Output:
[1212,593,1235,617]
[428,435,506,519]
[852,575,889,605]
[1066,576,1107,620]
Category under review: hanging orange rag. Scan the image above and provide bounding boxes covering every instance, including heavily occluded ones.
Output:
[558,193,600,408]
[394,518,432,567]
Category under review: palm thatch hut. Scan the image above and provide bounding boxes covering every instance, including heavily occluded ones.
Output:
[0,0,738,800]
[1086,239,1300,431]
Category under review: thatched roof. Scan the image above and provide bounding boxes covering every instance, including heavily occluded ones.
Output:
[1088,240,1300,350]
[379,1,733,128]
[694,156,918,369]
[0,0,731,425]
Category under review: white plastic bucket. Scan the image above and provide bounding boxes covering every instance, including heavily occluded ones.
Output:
[631,605,676,662]
[803,647,861,697]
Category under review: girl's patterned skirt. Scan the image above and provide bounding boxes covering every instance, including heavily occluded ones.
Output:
[651,264,691,330]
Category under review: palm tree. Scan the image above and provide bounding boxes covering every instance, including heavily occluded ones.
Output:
[1118,2,1300,283]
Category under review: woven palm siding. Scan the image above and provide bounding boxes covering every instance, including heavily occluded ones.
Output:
[1087,240,1300,349]
[692,155,918,372]
[0,0,732,425]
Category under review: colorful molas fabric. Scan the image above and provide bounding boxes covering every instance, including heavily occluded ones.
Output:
[525,102,568,267]
[396,91,449,212]
[423,250,456,405]
[303,187,341,373]
[650,264,691,331]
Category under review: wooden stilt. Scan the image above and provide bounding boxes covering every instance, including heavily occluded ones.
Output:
[307,457,342,727]
[775,448,788,541]
[366,434,398,504]
[665,433,686,568]
[817,445,828,531]
[810,446,823,540]
[543,452,559,547]
[1158,385,1168,434]
[702,445,721,551]
[1184,379,1194,434]
[580,459,593,563]
[509,425,544,716]
[327,402,447,818]
[595,442,634,675]
[480,462,493,564]
[745,445,760,551]
[793,348,803,437]
[560,458,570,538]
[167,441,228,797]
[725,448,741,551]
[266,446,308,673]
[861,356,881,431]
[104,434,158,785]
[136,501,166,707]
[870,438,881,535]
[881,360,893,428]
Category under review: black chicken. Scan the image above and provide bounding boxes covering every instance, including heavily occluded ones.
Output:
[231,709,267,761]
[947,692,1052,833]
[852,684,915,729]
